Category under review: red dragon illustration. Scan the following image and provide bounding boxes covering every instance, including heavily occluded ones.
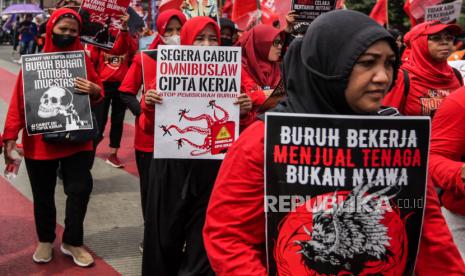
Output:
[159,100,229,156]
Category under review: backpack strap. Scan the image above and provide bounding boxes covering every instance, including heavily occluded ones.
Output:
[452,67,464,86]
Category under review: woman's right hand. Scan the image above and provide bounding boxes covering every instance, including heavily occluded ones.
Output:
[4,140,17,165]
[145,89,163,106]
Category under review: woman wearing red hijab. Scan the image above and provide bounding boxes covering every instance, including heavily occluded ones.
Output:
[238,24,284,127]
[3,8,103,267]
[119,10,187,251]
[383,21,463,116]
[139,16,251,275]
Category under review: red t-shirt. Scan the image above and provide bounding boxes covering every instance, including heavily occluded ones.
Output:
[204,120,465,275]
[119,53,154,153]
[430,86,465,216]
[87,32,137,83]
[383,69,462,116]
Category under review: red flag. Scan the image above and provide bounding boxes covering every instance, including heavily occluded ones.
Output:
[231,0,258,30]
[159,0,183,13]
[369,0,388,26]
[336,0,345,9]
[223,0,233,18]
[232,0,258,21]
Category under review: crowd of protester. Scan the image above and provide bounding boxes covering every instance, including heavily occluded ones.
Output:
[2,1,465,275]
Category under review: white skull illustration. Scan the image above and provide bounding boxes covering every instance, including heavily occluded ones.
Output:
[38,87,72,118]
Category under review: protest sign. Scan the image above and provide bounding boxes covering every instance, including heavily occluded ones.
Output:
[182,0,219,21]
[425,0,463,23]
[79,0,130,49]
[153,45,241,159]
[265,113,430,275]
[291,0,337,24]
[22,51,92,135]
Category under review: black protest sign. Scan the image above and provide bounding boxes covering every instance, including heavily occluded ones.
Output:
[291,0,337,24]
[22,51,92,135]
[79,0,130,49]
[265,113,430,276]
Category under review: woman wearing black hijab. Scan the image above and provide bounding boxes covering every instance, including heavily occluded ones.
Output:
[203,10,465,275]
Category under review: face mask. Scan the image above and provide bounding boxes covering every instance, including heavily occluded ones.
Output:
[221,38,233,46]
[162,34,180,45]
[52,33,77,48]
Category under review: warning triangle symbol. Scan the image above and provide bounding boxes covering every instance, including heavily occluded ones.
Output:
[216,126,231,140]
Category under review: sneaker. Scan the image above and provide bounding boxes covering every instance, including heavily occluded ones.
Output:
[60,243,94,267]
[32,242,53,264]
[106,153,124,168]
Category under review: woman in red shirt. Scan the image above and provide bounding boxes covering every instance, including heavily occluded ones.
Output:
[383,21,463,116]
[139,16,251,275]
[204,10,465,275]
[119,10,187,250]
[2,8,103,267]
[238,24,284,128]
[430,84,465,258]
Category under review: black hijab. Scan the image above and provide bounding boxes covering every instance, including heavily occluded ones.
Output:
[271,10,399,116]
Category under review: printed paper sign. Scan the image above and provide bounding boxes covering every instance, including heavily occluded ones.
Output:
[182,0,219,21]
[291,0,337,24]
[79,0,130,49]
[154,45,241,159]
[22,51,92,135]
[265,113,430,275]
[425,0,463,23]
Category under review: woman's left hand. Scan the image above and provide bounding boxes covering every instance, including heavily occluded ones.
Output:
[119,13,130,31]
[75,77,101,99]
[235,93,252,118]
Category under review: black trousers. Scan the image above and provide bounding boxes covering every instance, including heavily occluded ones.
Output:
[25,151,94,246]
[142,159,221,276]
[95,81,127,149]
[135,150,152,221]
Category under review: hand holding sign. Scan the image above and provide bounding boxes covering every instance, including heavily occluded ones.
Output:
[119,12,130,31]
[145,89,163,105]
[234,93,252,117]
[285,11,298,33]
[75,77,101,99]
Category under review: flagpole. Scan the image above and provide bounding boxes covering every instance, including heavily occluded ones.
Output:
[257,0,261,26]
[385,0,389,28]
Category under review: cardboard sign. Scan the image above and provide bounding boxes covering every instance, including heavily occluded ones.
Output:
[265,113,430,275]
[291,0,337,24]
[79,0,130,49]
[22,51,92,135]
[153,45,241,160]
[425,0,463,23]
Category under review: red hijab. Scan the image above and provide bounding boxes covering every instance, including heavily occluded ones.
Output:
[402,21,462,87]
[43,8,83,53]
[148,9,187,50]
[180,16,220,46]
[238,24,283,88]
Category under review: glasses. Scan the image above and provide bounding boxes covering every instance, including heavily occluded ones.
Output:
[272,39,283,47]
[428,34,455,43]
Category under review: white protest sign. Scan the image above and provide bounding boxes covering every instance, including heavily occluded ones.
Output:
[154,45,241,160]
[425,0,463,23]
